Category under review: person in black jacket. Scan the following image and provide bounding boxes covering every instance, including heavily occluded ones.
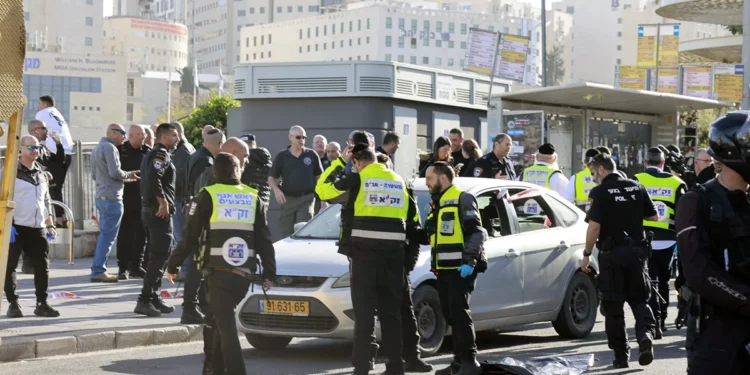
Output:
[240,134,272,207]
[419,136,453,177]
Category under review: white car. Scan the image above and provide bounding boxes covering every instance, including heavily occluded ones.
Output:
[235,178,600,355]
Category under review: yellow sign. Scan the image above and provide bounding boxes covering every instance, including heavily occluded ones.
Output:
[715,74,743,102]
[637,36,656,68]
[659,35,680,68]
[655,68,679,94]
[618,66,647,90]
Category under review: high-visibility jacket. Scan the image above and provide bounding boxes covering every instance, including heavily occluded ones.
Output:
[574,168,597,212]
[634,172,684,232]
[427,184,473,270]
[201,183,258,271]
[315,156,347,201]
[350,163,409,245]
[522,163,560,189]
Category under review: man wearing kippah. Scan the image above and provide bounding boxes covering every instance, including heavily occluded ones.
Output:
[522,143,569,197]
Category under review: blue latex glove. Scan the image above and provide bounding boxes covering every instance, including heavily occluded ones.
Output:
[458,264,474,278]
[10,226,17,243]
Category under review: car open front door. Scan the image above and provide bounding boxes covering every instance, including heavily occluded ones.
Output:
[470,189,524,321]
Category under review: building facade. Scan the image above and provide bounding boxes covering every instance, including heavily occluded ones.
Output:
[103,17,190,73]
[238,4,573,84]
[24,0,104,55]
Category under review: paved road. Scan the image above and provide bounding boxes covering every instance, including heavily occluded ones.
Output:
[1,303,690,375]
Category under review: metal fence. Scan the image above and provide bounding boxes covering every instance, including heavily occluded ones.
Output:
[1,140,97,230]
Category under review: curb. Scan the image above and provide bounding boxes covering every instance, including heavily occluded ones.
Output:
[0,325,204,363]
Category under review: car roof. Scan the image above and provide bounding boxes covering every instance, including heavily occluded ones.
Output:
[409,177,542,194]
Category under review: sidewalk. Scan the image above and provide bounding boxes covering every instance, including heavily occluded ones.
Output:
[0,258,203,362]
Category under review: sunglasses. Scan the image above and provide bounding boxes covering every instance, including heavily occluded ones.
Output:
[25,145,42,151]
[112,129,126,135]
[294,135,307,140]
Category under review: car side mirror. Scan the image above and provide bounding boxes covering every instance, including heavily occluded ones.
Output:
[293,222,307,233]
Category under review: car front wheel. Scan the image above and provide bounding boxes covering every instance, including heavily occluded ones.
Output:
[412,285,446,357]
[552,271,598,338]
[245,333,293,350]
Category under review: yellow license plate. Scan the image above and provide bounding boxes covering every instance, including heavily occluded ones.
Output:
[259,299,310,316]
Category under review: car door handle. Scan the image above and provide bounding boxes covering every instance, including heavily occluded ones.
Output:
[556,241,569,251]
[505,249,519,258]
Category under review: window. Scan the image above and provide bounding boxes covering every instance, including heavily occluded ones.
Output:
[423,39,429,46]
[315,44,318,51]
[398,18,405,29]
[307,28,311,38]
[460,59,465,67]
[127,79,135,97]
[308,5,319,12]
[398,36,404,48]
[341,22,344,33]
[126,103,134,122]
[366,36,370,44]
[503,27,509,34]
[253,36,257,46]
[85,16,93,26]
[260,7,265,13]
[358,38,361,45]
[424,20,430,31]
[307,46,310,52]
[410,56,417,64]
[299,29,303,39]
[86,0,93,4]
[448,41,454,48]
[24,12,29,21]
[410,38,416,48]
[617,31,622,37]
[332,24,336,35]
[85,37,93,46]
[366,55,369,60]
[316,27,319,37]
[411,19,417,30]
[269,51,272,58]
[617,45,621,51]
[616,58,621,65]
[488,25,494,31]
[385,36,392,47]
[268,34,272,44]
[385,53,392,61]
[436,21,442,32]
[340,40,344,47]
[398,55,404,63]
[508,192,565,232]
[448,58,454,66]
[461,24,467,35]
[349,39,352,46]
[358,20,362,31]
[546,197,579,227]
[435,57,442,65]
[323,43,327,50]
[448,22,455,33]
[566,6,574,14]
[298,6,303,12]
[238,9,246,16]
[287,6,292,12]
[249,7,255,13]
[386,17,392,29]
[460,41,466,49]
[436,40,442,47]
[367,18,371,30]
[617,18,622,24]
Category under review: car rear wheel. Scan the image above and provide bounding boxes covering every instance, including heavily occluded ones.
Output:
[552,272,598,339]
[245,333,293,350]
[412,285,445,357]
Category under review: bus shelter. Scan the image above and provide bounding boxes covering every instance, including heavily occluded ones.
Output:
[488,81,733,177]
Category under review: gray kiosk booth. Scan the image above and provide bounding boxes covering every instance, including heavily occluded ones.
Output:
[229,61,511,240]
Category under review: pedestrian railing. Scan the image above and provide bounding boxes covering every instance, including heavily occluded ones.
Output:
[49,200,75,264]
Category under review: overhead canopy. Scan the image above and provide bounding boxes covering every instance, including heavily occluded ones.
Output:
[493,81,732,115]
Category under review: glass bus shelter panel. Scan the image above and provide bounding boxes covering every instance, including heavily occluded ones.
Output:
[588,119,652,177]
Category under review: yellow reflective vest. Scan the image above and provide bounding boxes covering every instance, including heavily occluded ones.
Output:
[574,168,597,211]
[427,184,471,270]
[522,163,560,189]
[351,163,409,243]
[634,171,684,232]
[202,183,258,270]
[315,156,347,201]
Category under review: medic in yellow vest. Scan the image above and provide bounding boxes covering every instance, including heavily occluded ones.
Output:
[563,148,601,212]
[522,143,569,197]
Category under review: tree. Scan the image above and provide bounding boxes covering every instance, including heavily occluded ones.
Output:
[726,25,742,35]
[180,91,240,146]
[545,43,566,86]
[681,109,724,148]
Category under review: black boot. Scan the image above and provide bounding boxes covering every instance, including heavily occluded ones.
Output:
[660,319,668,332]
[435,361,461,375]
[129,267,146,279]
[181,304,205,324]
[34,301,60,317]
[404,357,433,372]
[612,357,629,369]
[654,321,663,340]
[134,301,162,317]
[638,336,654,366]
[455,359,481,375]
[152,298,176,314]
[118,269,129,280]
[6,301,23,318]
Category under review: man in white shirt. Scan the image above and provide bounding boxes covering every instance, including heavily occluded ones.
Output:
[522,143,569,197]
[35,95,74,226]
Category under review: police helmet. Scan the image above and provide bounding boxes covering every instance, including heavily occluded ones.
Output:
[707,110,750,181]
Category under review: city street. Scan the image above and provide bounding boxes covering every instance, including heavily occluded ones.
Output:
[1,303,689,374]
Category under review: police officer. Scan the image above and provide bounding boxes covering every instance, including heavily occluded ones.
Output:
[471,133,515,179]
[117,124,150,279]
[167,152,276,375]
[134,123,180,317]
[318,144,413,375]
[564,148,600,212]
[676,111,750,374]
[424,162,487,375]
[634,147,686,338]
[581,154,657,369]
[522,143,569,196]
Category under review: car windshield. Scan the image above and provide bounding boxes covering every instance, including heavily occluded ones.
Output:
[293,189,433,240]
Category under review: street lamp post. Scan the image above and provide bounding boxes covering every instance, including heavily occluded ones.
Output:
[541,0,547,87]
[743,0,750,109]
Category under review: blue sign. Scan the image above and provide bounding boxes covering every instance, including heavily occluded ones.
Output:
[737,65,745,74]
[24,57,40,71]
[507,129,524,137]
[673,25,680,36]
[638,26,644,37]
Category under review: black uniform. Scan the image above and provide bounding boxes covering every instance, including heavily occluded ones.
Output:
[470,151,516,179]
[676,179,750,374]
[117,141,151,274]
[167,177,276,375]
[37,142,64,168]
[586,173,657,364]
[138,143,176,305]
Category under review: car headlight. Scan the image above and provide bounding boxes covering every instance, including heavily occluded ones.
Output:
[331,272,351,288]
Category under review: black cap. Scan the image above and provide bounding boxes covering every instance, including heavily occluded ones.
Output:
[646,147,665,162]
[350,131,369,146]
[538,143,555,155]
[352,143,370,153]
[240,133,255,141]
[708,110,750,181]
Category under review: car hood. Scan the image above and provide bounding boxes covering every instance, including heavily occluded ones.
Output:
[273,237,350,278]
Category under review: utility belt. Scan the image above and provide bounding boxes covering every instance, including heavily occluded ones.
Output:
[203,266,263,282]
